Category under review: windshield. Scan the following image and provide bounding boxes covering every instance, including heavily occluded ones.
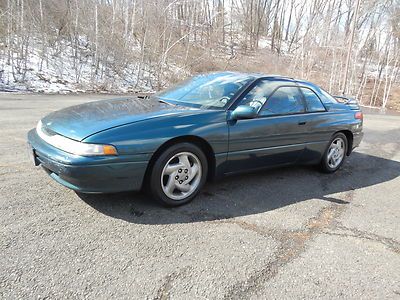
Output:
[156,73,254,109]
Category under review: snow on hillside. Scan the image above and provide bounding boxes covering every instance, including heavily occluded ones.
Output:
[0,38,184,94]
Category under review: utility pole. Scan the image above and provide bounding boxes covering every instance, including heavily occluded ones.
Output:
[342,0,361,95]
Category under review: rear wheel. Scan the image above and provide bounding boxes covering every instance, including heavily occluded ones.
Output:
[320,133,347,173]
[149,143,208,206]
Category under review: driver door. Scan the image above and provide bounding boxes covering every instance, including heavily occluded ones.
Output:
[226,80,308,173]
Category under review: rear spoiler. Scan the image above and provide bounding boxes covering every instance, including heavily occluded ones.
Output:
[333,95,360,110]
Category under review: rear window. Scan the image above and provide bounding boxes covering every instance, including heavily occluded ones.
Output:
[318,88,338,104]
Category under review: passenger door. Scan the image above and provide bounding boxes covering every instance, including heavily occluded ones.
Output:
[226,81,308,173]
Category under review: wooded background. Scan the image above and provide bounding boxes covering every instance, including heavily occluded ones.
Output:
[1,0,399,110]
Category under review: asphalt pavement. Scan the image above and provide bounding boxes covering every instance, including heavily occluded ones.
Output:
[0,93,399,299]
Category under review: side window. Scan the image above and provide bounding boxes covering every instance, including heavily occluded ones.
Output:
[260,86,305,116]
[236,80,281,110]
[300,87,326,112]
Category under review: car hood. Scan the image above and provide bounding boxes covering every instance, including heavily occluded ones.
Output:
[41,97,195,141]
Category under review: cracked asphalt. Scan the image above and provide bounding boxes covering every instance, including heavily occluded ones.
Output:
[1,93,400,299]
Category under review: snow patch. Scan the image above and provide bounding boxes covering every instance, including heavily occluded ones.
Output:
[0,37,182,94]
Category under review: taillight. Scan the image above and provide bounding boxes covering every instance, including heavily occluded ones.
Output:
[355,112,363,120]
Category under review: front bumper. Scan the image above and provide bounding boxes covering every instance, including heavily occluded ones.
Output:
[27,129,149,193]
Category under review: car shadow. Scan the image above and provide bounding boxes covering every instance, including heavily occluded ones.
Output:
[77,152,400,224]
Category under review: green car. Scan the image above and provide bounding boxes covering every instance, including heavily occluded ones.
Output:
[27,72,363,206]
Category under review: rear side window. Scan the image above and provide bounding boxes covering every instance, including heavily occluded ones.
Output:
[318,87,338,104]
[260,86,305,116]
[300,87,326,112]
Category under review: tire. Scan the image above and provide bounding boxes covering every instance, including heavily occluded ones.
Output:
[149,143,208,206]
[320,132,348,173]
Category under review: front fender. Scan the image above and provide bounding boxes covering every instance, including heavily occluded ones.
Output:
[83,110,229,158]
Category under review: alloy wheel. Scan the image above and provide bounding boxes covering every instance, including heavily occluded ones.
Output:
[160,151,202,201]
[327,137,345,169]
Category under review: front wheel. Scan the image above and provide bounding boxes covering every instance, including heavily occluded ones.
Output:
[320,133,348,173]
[149,143,208,206]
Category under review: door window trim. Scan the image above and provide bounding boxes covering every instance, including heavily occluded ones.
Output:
[256,85,307,118]
[228,77,295,111]
[229,78,332,118]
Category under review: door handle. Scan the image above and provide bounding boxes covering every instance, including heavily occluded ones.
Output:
[298,121,307,125]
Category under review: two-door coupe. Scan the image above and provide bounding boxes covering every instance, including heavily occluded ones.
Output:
[27,72,363,206]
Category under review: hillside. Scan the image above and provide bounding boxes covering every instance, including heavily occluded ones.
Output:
[0,0,399,110]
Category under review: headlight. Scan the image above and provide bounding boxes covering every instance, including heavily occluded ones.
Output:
[36,120,118,156]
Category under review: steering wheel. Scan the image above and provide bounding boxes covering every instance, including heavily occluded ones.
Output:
[218,96,231,104]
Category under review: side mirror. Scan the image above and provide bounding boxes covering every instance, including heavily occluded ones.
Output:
[230,105,258,120]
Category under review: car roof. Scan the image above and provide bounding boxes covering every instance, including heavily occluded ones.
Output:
[294,78,321,89]
[204,71,300,82]
[201,71,322,90]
